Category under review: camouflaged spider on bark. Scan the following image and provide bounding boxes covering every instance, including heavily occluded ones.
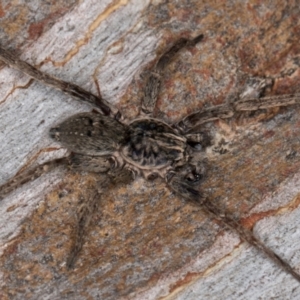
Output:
[1,34,300,281]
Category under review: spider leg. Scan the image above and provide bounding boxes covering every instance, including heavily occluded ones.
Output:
[141,69,161,115]
[0,46,114,117]
[234,93,300,111]
[202,200,300,283]
[66,167,133,269]
[69,153,112,173]
[177,93,300,133]
[69,153,134,184]
[66,181,102,269]
[0,157,68,201]
[167,160,300,282]
[141,34,204,115]
[176,104,234,133]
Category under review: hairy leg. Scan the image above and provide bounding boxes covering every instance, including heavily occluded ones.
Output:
[0,46,114,116]
[0,158,69,201]
[177,93,300,132]
[168,165,300,282]
[66,180,102,269]
[177,104,235,132]
[174,81,300,281]
[235,93,300,111]
[142,34,203,115]
[67,166,133,269]
[202,200,300,283]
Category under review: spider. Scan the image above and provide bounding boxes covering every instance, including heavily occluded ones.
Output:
[1,34,300,283]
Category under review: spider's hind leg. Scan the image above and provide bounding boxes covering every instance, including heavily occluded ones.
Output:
[68,153,113,173]
[66,156,134,269]
[66,181,102,269]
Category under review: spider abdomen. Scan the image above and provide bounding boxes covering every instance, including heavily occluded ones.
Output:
[50,112,129,156]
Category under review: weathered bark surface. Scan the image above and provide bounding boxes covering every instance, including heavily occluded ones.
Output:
[1,1,300,299]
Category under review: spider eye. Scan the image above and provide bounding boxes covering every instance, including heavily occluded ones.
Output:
[194,173,203,181]
[186,171,203,183]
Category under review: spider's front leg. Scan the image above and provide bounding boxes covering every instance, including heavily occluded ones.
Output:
[201,200,300,282]
[177,76,300,133]
[167,159,300,282]
[173,78,300,282]
[141,34,203,115]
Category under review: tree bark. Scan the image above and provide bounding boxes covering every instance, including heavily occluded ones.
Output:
[1,1,300,299]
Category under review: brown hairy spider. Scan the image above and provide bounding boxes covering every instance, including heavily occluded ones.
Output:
[1,34,300,281]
